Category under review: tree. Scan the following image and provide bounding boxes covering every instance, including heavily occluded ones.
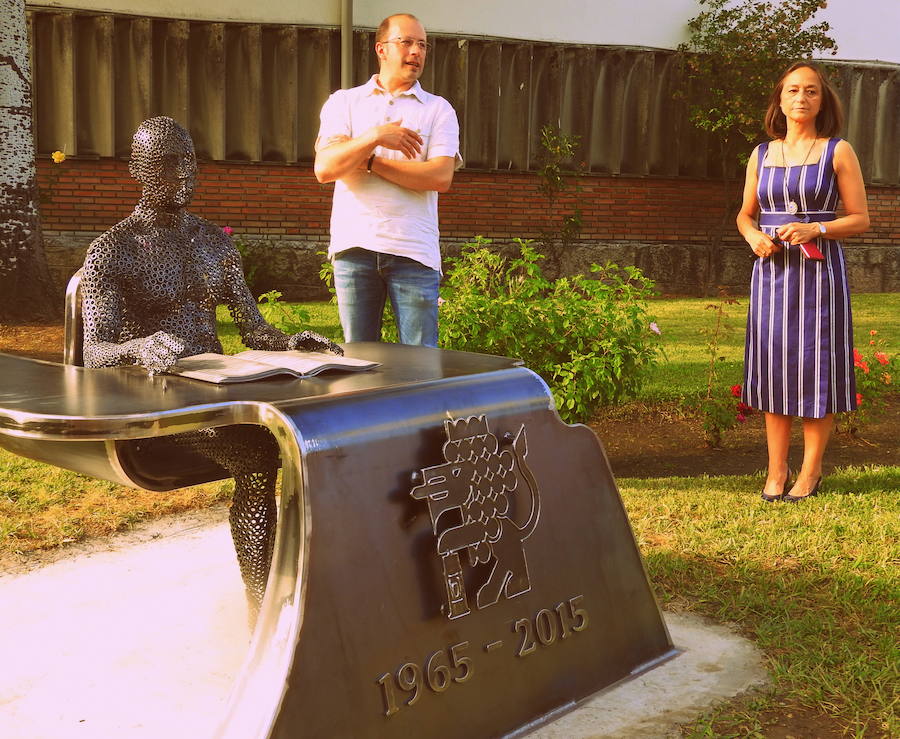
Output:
[677,0,837,293]
[534,123,583,278]
[0,0,59,321]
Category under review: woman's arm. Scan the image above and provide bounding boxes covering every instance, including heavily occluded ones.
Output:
[830,139,870,238]
[777,139,870,245]
[736,144,782,258]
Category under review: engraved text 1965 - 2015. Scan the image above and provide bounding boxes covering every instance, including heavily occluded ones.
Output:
[375,594,590,718]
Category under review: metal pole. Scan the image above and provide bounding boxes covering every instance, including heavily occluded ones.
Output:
[340,0,353,89]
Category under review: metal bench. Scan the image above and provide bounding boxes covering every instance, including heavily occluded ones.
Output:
[1,327,674,737]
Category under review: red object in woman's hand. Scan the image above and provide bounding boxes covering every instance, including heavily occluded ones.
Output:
[798,241,825,260]
[771,234,825,260]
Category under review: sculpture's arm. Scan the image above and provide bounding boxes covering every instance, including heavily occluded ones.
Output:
[222,240,343,355]
[81,244,185,371]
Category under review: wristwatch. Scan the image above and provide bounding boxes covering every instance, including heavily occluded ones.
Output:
[817,222,827,234]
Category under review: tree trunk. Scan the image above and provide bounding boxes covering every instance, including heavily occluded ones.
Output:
[0,0,59,322]
[702,138,741,296]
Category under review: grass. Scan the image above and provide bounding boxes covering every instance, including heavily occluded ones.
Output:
[640,292,900,404]
[216,300,343,354]
[620,466,900,737]
[4,291,894,556]
[0,454,233,555]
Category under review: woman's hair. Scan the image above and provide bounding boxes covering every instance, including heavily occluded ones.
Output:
[764,61,844,139]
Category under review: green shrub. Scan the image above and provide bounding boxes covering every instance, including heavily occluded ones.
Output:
[439,237,662,423]
[256,290,311,334]
[227,229,271,297]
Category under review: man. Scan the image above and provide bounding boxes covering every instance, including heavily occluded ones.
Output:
[315,13,462,347]
[81,116,341,619]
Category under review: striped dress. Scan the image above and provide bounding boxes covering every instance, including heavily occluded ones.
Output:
[742,137,856,418]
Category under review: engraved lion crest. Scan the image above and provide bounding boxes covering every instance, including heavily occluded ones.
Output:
[411,416,541,619]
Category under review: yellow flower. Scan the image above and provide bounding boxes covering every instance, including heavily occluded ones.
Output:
[883,373,892,385]
[51,150,66,163]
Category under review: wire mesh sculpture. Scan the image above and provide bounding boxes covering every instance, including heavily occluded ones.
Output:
[81,116,342,618]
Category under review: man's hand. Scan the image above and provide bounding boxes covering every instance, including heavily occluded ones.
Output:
[373,120,423,159]
[137,331,186,373]
[315,120,422,183]
[288,331,344,356]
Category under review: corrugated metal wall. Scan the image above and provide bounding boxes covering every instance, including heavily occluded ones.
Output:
[27,9,900,184]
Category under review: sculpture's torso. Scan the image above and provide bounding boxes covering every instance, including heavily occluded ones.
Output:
[81,211,252,362]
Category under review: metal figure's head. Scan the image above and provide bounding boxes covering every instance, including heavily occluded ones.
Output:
[129,117,197,211]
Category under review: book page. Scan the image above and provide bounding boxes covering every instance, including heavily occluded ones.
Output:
[171,353,284,382]
[235,350,378,375]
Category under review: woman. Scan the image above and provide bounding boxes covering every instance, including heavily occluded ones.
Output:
[736,62,869,502]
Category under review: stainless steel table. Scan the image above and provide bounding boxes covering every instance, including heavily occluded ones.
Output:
[0,343,674,738]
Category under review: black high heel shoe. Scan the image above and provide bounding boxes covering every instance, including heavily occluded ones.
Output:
[784,476,822,503]
[761,469,792,502]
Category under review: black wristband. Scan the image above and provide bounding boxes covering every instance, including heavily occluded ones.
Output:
[366,153,376,173]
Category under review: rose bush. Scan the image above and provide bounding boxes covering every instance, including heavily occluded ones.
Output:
[839,330,897,438]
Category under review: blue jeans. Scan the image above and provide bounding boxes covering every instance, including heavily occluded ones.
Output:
[333,249,440,347]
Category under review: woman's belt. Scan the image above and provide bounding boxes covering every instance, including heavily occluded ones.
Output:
[759,211,836,227]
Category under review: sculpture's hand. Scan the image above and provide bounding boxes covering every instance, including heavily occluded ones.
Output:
[288,331,344,356]
[138,331,186,373]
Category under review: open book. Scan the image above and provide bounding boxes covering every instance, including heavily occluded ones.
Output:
[169,350,379,384]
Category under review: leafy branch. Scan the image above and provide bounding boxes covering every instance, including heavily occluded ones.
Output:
[677,0,837,170]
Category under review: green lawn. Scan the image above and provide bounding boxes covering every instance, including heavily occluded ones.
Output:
[621,466,900,737]
[640,292,899,404]
[218,292,900,406]
[217,300,342,354]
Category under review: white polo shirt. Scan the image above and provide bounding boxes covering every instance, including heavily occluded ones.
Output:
[317,76,462,272]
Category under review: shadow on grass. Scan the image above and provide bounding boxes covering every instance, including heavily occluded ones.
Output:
[619,468,899,736]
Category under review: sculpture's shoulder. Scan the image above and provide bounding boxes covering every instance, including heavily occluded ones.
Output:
[189,214,236,255]
[88,215,141,248]
[83,216,143,272]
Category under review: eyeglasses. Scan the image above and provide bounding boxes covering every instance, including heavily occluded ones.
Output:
[383,37,431,53]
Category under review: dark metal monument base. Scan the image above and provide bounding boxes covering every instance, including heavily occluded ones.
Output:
[0,344,673,738]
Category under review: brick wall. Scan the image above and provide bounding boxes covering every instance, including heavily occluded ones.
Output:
[36,158,900,297]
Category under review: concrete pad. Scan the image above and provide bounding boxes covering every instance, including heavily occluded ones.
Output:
[526,612,769,738]
[0,513,768,739]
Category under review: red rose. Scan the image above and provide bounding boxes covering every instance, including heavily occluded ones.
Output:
[730,384,742,398]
